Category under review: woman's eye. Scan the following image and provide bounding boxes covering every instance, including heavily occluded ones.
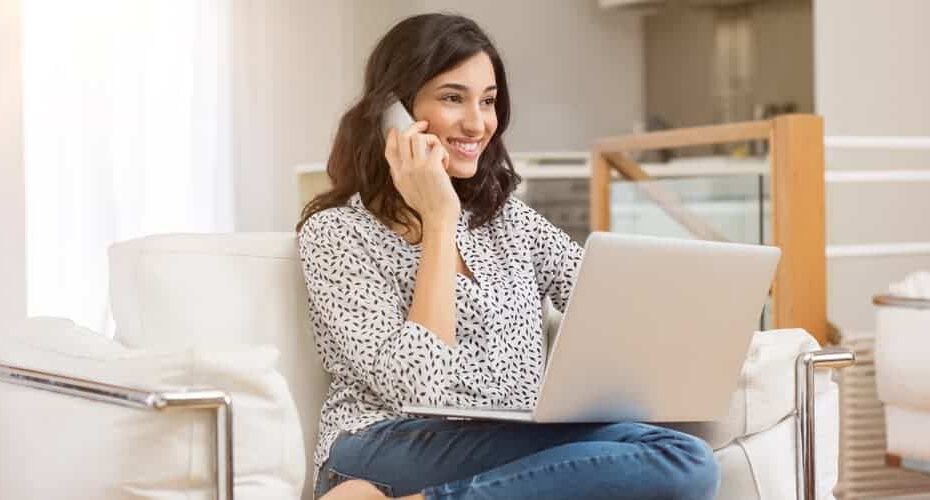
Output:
[440,94,495,106]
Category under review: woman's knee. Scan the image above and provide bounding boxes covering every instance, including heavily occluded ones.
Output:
[660,431,720,499]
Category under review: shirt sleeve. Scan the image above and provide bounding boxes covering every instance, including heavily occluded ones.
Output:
[509,197,584,313]
[298,212,457,409]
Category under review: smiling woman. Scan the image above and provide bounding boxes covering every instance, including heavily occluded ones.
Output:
[299,12,719,500]
[295,13,518,236]
[410,59,499,179]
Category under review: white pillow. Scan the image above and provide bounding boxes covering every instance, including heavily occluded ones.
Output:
[0,317,305,500]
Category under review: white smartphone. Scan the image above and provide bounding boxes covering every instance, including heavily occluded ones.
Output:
[381,95,439,161]
[381,95,416,139]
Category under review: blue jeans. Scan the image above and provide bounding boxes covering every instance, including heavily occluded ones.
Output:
[315,417,720,499]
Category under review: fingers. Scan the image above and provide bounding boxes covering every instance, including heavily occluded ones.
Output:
[389,121,446,171]
[384,128,399,168]
[441,146,450,171]
[428,138,446,166]
[400,121,428,161]
[412,133,428,162]
[422,134,450,171]
[422,133,442,149]
[407,121,428,133]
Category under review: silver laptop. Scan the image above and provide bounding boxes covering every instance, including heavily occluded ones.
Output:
[403,231,781,423]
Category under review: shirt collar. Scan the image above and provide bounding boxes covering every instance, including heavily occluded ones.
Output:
[348,192,471,227]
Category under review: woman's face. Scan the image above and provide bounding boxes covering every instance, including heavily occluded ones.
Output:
[412,51,498,179]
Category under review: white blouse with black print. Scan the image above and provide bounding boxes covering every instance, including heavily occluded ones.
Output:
[298,192,583,484]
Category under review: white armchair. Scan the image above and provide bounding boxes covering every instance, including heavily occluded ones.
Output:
[0,233,853,499]
[874,293,930,472]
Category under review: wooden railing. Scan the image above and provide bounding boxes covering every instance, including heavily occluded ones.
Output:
[590,114,827,344]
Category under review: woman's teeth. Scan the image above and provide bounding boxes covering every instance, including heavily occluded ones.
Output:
[449,140,479,154]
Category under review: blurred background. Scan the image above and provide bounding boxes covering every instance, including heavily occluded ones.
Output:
[1,1,929,495]
[8,0,927,338]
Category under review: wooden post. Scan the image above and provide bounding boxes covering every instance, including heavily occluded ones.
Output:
[589,115,829,345]
[770,115,827,344]
[590,151,612,232]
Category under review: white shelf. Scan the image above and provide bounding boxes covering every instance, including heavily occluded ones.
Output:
[511,154,769,179]
[293,155,771,181]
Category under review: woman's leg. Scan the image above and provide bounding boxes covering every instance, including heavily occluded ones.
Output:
[316,417,719,500]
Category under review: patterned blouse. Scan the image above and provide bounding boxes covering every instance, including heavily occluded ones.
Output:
[297,192,583,483]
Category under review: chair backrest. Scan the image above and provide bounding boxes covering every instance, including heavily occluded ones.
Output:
[108,232,329,495]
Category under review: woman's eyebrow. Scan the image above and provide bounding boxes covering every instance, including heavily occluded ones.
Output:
[436,83,498,93]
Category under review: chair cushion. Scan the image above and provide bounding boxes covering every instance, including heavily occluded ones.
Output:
[110,234,839,499]
[875,303,930,461]
[0,317,305,500]
[107,232,329,498]
[714,380,839,500]
[884,405,930,462]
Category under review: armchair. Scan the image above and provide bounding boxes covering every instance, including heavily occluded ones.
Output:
[1,233,853,499]
[0,363,233,498]
[874,293,930,473]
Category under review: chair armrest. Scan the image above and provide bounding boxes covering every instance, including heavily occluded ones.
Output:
[0,362,234,500]
[795,348,856,500]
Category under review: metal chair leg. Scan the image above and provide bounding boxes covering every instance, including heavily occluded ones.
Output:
[795,348,856,500]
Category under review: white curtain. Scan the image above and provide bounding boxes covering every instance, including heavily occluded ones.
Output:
[22,0,234,335]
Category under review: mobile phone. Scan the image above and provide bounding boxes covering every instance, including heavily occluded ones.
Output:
[381,95,416,139]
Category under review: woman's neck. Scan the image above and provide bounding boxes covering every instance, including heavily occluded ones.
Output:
[390,220,422,245]
[368,194,424,244]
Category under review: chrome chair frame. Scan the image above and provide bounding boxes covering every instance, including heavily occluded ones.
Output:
[0,363,234,500]
[2,346,854,500]
[796,348,856,500]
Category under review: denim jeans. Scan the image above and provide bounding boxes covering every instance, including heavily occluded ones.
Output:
[314,417,720,500]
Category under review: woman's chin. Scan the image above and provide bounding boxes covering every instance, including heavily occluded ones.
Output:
[447,160,479,179]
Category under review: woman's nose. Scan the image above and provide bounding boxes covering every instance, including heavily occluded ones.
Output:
[460,104,485,136]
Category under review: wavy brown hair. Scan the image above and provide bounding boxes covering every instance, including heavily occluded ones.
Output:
[295,13,520,235]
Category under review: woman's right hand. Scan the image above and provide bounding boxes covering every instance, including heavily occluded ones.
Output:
[384,121,460,230]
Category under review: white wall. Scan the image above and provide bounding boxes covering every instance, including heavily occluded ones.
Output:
[410,0,644,152]
[815,0,930,334]
[0,0,26,334]
[230,1,364,232]
[815,0,930,139]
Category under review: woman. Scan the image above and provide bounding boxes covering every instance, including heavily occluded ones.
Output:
[297,13,719,500]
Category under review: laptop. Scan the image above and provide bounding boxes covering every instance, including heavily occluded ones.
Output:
[402,231,781,423]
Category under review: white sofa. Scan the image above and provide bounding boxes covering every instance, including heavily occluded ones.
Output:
[874,294,930,469]
[0,233,853,499]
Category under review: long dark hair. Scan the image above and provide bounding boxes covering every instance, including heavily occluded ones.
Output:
[295,13,520,234]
